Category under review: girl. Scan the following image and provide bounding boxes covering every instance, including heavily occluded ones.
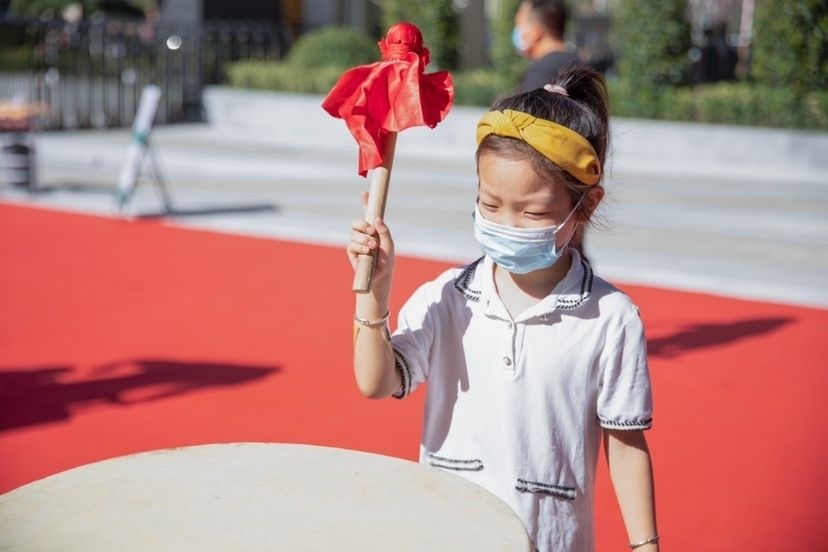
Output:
[347,67,658,552]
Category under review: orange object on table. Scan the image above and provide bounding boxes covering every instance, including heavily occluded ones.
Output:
[0,102,47,132]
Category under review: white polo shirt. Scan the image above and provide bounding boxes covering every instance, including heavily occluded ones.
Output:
[390,249,652,552]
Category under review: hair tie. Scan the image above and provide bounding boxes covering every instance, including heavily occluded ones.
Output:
[544,83,569,97]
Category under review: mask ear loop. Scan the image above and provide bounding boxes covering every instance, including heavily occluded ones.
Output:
[556,192,588,251]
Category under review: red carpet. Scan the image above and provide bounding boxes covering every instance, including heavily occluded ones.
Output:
[1,202,826,550]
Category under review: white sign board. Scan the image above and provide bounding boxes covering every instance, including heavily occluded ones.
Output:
[116,85,161,208]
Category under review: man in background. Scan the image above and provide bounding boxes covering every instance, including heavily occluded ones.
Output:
[513,0,580,92]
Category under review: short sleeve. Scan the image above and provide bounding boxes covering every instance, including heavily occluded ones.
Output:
[389,284,436,399]
[597,308,653,430]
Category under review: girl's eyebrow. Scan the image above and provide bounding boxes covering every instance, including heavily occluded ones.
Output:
[476,182,499,199]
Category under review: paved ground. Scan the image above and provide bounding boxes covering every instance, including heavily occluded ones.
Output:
[2,90,827,308]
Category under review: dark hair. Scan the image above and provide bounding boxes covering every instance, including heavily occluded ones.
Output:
[476,66,609,244]
[526,0,567,40]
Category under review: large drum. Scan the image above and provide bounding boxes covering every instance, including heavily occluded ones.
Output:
[0,443,531,551]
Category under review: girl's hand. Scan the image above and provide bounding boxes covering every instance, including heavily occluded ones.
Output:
[347,193,395,290]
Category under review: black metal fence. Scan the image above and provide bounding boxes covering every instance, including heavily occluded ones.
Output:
[0,16,286,131]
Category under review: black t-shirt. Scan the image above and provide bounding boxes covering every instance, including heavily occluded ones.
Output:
[519,51,581,93]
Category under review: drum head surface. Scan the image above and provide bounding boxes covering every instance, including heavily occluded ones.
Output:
[0,443,531,551]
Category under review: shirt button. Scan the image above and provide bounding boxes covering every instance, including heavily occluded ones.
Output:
[507,321,513,329]
[503,357,512,366]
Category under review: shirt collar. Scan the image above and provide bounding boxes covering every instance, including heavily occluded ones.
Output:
[460,249,593,321]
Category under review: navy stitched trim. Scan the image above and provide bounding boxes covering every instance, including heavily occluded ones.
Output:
[391,349,411,399]
[427,454,484,472]
[598,417,653,430]
[453,257,483,302]
[557,257,593,311]
[515,478,576,500]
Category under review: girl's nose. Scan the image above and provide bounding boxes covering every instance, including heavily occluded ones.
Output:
[496,209,520,228]
[501,212,522,228]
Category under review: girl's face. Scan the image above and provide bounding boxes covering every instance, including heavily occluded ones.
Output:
[477,152,574,230]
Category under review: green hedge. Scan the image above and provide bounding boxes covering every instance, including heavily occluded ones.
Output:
[226,61,511,108]
[0,48,33,71]
[452,69,514,107]
[608,80,828,130]
[285,26,377,71]
[225,26,379,96]
[226,61,828,130]
[226,62,345,95]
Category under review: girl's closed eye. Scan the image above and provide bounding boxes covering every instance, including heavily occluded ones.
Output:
[480,202,499,211]
[525,210,551,218]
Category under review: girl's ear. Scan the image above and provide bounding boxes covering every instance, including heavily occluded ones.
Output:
[578,186,605,223]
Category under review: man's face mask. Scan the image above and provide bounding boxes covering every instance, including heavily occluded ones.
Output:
[511,26,528,53]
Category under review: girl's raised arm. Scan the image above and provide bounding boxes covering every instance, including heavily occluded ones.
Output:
[348,216,400,398]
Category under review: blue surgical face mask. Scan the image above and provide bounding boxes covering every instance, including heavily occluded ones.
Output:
[472,198,583,274]
[512,26,527,53]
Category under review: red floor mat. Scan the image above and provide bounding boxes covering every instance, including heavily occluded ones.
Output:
[1,202,826,550]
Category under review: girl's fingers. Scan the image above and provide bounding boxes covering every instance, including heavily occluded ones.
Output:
[347,241,372,255]
[350,231,377,248]
[351,219,374,235]
[374,218,393,249]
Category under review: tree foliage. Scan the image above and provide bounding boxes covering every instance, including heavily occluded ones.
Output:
[10,0,155,18]
[489,0,523,77]
[751,0,828,93]
[382,0,459,70]
[613,0,691,88]
[10,0,84,17]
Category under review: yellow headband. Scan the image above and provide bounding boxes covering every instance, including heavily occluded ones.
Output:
[476,109,601,186]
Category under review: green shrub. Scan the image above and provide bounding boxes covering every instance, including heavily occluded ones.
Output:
[383,0,459,70]
[606,79,683,120]
[607,79,828,130]
[804,90,828,130]
[226,62,508,108]
[226,61,345,95]
[0,48,33,71]
[453,69,513,107]
[286,26,378,70]
[751,0,828,93]
[227,26,378,96]
[488,0,523,80]
[226,60,828,130]
[612,0,691,89]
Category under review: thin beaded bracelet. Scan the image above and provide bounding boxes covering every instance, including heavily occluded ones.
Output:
[353,310,390,328]
[630,535,660,549]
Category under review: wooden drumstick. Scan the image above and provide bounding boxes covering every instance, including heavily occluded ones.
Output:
[353,132,397,293]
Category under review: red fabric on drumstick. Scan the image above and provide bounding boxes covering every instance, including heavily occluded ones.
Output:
[322,22,454,176]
